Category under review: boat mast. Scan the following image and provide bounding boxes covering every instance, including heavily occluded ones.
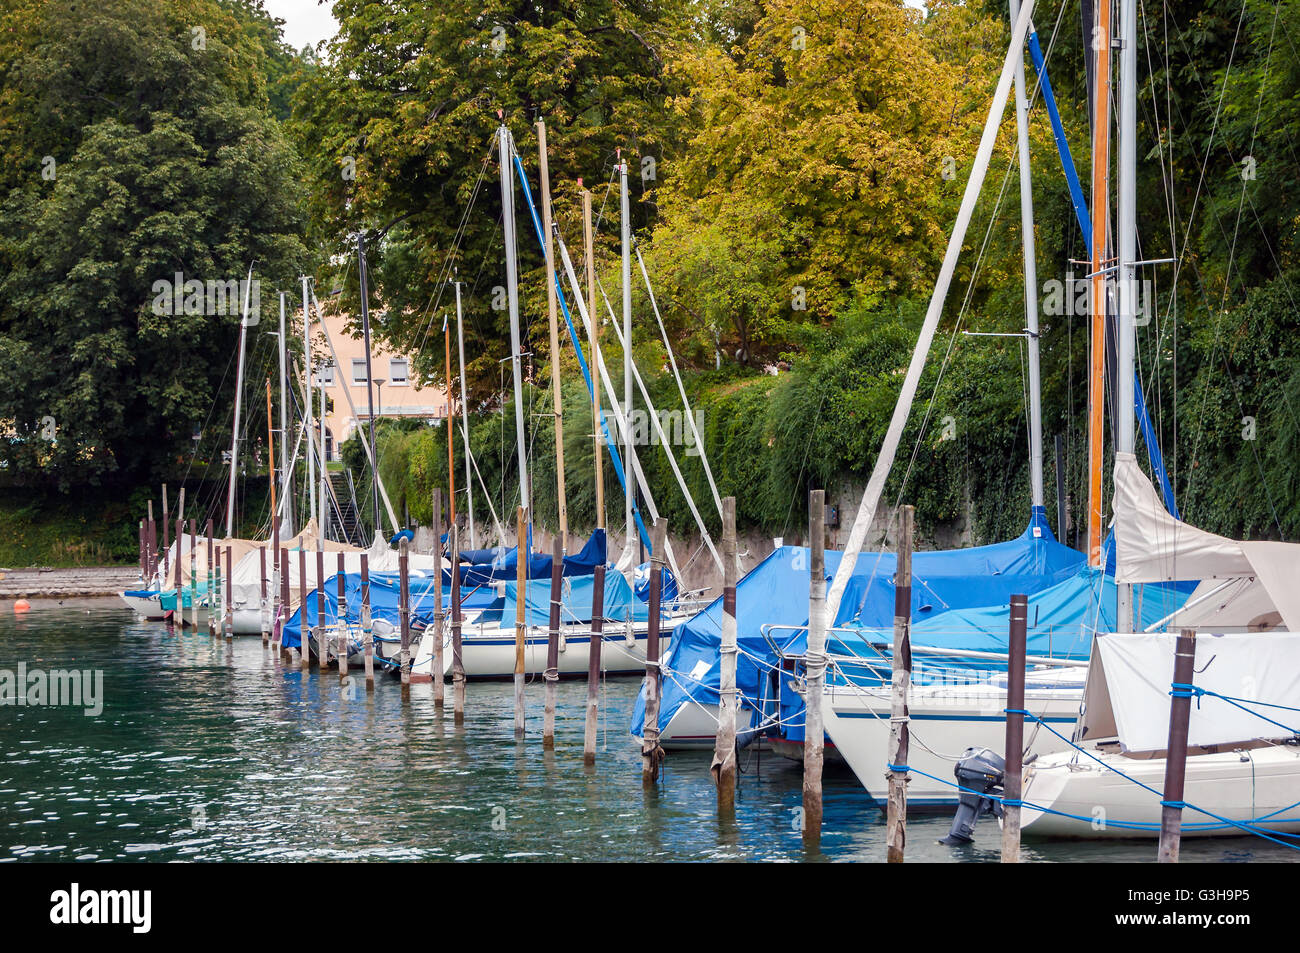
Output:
[1010,0,1044,519]
[302,276,317,534]
[454,279,475,549]
[619,151,635,567]
[319,369,327,545]
[358,233,383,538]
[582,183,604,532]
[265,379,276,543]
[1116,0,1138,629]
[538,119,568,552]
[444,308,456,534]
[1086,0,1112,567]
[226,264,254,537]
[499,118,530,515]
[824,0,1038,623]
[278,291,293,536]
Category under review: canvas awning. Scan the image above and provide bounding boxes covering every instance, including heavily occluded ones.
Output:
[1113,453,1300,631]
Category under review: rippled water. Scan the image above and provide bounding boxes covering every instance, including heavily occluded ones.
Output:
[0,605,1289,862]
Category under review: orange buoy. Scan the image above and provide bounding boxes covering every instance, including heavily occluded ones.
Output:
[13,599,31,613]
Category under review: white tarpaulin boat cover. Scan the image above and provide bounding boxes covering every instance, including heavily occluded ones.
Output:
[1113,452,1300,632]
[1095,631,1300,752]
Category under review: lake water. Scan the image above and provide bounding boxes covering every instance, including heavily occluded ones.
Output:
[0,605,1289,863]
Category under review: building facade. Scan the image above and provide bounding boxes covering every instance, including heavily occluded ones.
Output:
[308,307,448,461]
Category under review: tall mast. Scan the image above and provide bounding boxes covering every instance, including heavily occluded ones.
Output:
[265,379,276,542]
[619,152,634,564]
[582,182,604,530]
[319,370,327,544]
[538,119,568,552]
[454,280,475,549]
[358,233,382,537]
[226,264,253,537]
[444,308,456,533]
[1086,0,1112,566]
[278,291,293,536]
[499,119,530,513]
[1116,0,1138,628]
[302,276,316,533]
[1011,0,1044,516]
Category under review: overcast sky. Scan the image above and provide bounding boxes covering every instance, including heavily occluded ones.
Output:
[263,0,338,53]
[263,0,931,57]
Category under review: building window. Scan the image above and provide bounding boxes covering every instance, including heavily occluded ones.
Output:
[351,358,367,384]
[390,357,409,385]
[314,361,335,386]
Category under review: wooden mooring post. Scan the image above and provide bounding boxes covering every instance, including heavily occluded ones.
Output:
[173,488,184,627]
[189,518,199,631]
[271,516,282,653]
[584,553,606,766]
[206,521,215,637]
[161,484,169,581]
[432,488,445,707]
[642,519,668,786]
[279,548,291,663]
[337,552,348,681]
[1001,593,1028,863]
[1158,629,1197,863]
[316,548,327,670]
[711,500,738,810]
[298,548,309,668]
[451,524,465,724]
[886,504,913,863]
[138,520,145,579]
[513,506,527,739]
[399,537,411,693]
[543,536,563,748]
[223,544,233,640]
[802,489,827,847]
[361,553,374,691]
[259,546,270,645]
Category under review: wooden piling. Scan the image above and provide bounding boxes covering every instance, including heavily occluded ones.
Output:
[513,505,528,739]
[399,537,411,691]
[337,552,348,681]
[712,500,738,809]
[279,548,290,662]
[271,514,281,651]
[803,489,827,847]
[361,553,374,691]
[316,548,327,670]
[206,522,215,637]
[173,487,184,626]
[543,536,563,748]
[885,504,913,863]
[298,548,309,668]
[1001,593,1028,863]
[259,546,269,645]
[584,559,606,765]
[451,524,465,724]
[223,544,233,640]
[138,520,145,579]
[189,518,199,631]
[432,488,445,707]
[642,519,668,786]
[1158,629,1197,863]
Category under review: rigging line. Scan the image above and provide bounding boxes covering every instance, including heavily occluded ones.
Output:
[405,136,496,364]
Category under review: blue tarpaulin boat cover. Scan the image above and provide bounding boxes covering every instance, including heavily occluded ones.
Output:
[458,529,607,586]
[282,570,498,649]
[471,570,651,628]
[632,509,1087,738]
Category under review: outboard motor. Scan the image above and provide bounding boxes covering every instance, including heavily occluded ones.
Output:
[939,747,1005,846]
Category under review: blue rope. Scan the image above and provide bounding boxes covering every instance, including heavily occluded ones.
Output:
[1169,682,1300,736]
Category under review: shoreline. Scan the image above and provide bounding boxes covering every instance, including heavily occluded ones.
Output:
[0,566,141,600]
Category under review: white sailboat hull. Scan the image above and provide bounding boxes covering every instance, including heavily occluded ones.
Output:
[1020,744,1300,839]
[655,701,759,751]
[821,666,1088,809]
[388,619,677,680]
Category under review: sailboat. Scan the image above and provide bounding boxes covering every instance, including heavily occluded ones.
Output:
[1014,457,1300,838]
